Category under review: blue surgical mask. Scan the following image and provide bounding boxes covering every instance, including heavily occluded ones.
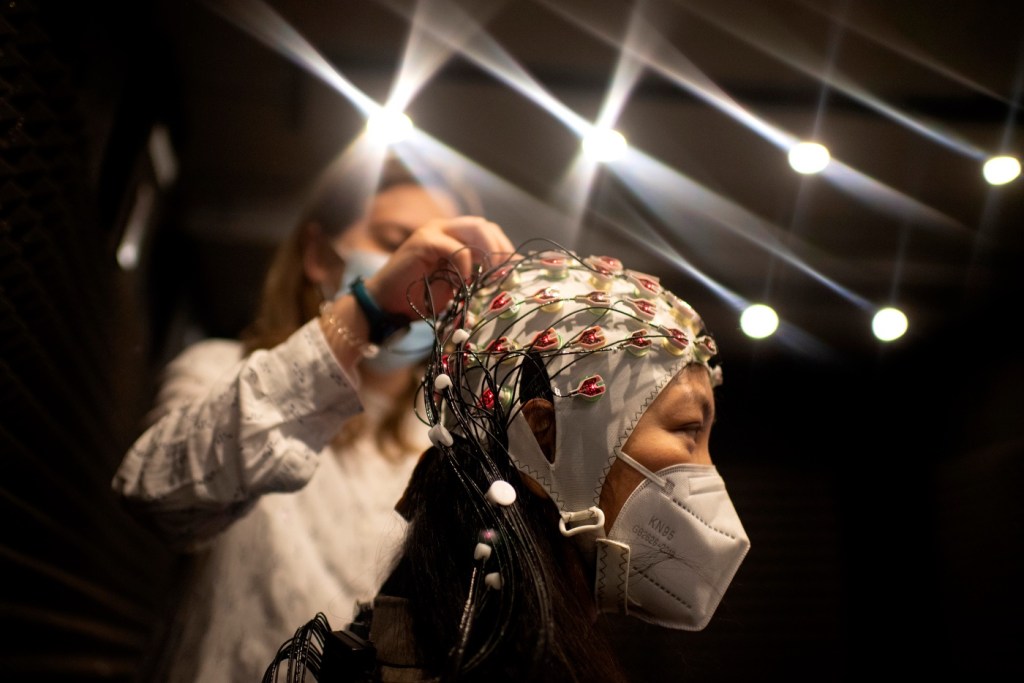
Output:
[336,249,435,373]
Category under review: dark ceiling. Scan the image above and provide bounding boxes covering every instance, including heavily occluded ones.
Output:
[138,0,1024,364]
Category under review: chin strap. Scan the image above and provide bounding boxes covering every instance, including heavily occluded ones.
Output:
[558,506,605,536]
[592,448,661,615]
[557,503,630,615]
[595,538,631,614]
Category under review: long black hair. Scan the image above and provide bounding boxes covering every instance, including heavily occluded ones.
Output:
[393,435,630,683]
[265,433,632,683]
[383,336,629,682]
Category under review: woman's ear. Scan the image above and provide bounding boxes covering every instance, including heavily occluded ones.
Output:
[521,397,556,464]
[301,221,342,290]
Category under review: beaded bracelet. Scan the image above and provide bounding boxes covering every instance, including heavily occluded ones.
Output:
[319,301,380,359]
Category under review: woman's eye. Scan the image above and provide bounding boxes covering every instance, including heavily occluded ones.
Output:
[674,422,703,438]
[373,223,413,251]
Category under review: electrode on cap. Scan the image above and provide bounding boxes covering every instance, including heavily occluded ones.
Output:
[433,373,453,391]
[484,480,517,507]
[484,572,503,590]
[452,328,470,345]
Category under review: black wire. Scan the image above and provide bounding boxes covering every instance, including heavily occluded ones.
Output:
[262,613,332,682]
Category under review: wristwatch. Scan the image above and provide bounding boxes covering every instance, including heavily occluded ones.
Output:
[349,276,411,345]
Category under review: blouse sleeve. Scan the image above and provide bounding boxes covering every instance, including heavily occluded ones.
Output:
[111,319,364,549]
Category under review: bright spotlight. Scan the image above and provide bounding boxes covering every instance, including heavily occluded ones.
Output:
[788,141,831,174]
[739,303,779,339]
[982,155,1021,185]
[366,109,413,145]
[872,306,908,342]
[582,128,627,162]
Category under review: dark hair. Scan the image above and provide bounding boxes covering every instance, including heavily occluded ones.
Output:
[377,342,626,682]
[393,438,631,683]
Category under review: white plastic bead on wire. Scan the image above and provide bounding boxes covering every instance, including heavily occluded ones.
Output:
[428,423,454,447]
[484,572,503,590]
[473,542,492,561]
[484,480,517,507]
[452,328,471,345]
[433,373,453,391]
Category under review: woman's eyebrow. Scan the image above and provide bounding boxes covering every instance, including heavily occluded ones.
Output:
[670,381,714,423]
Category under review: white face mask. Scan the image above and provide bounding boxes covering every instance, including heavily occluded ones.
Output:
[336,249,434,373]
[595,457,750,630]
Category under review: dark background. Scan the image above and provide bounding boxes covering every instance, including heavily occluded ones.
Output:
[1,0,1021,680]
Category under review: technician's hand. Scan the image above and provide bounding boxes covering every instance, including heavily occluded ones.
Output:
[365,216,515,320]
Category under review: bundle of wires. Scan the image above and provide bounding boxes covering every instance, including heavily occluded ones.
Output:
[262,612,333,683]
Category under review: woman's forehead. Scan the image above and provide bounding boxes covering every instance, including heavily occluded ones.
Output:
[657,365,715,415]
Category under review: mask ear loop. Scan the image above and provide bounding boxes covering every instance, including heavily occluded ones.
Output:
[614,448,672,494]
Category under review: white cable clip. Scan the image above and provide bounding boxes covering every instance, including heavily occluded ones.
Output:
[433,373,453,391]
[484,572,503,590]
[452,328,471,345]
[484,480,517,507]
[427,423,453,447]
[474,542,492,561]
[558,506,606,537]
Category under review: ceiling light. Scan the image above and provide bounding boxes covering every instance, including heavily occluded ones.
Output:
[982,155,1021,185]
[582,127,627,162]
[871,306,908,342]
[788,141,831,174]
[739,303,779,339]
[366,109,413,145]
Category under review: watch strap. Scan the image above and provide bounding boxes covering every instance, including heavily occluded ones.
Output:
[350,276,411,345]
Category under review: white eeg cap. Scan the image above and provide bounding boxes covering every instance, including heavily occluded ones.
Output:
[428,247,720,521]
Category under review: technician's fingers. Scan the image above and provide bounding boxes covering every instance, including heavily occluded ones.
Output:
[367,216,516,318]
[436,216,516,261]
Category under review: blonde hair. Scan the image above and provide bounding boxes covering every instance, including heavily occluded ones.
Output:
[240,154,479,453]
